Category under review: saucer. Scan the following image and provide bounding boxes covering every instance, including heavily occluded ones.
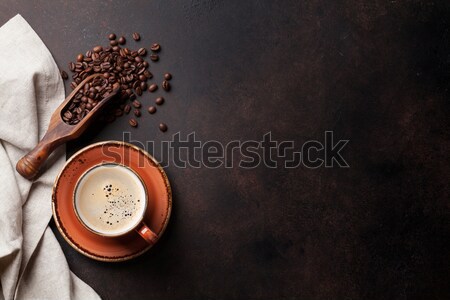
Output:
[52,141,172,262]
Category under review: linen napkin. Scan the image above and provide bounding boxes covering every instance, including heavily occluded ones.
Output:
[0,15,100,300]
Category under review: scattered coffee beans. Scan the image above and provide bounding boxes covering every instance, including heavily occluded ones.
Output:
[148,106,156,114]
[159,123,168,132]
[93,45,103,53]
[129,118,138,127]
[150,43,160,52]
[137,47,146,56]
[132,32,140,41]
[115,108,123,117]
[132,100,141,108]
[144,70,153,79]
[162,80,170,91]
[150,54,159,62]
[124,104,131,114]
[66,33,173,131]
[60,70,68,80]
[148,84,158,92]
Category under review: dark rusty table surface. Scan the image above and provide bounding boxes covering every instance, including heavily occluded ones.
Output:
[1,1,450,299]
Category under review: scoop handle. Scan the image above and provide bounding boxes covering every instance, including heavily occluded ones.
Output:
[16,134,61,180]
[15,75,120,181]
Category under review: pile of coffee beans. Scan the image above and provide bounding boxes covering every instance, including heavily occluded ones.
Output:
[61,32,173,132]
[62,76,117,125]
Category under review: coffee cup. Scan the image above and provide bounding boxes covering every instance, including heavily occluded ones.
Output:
[73,163,158,244]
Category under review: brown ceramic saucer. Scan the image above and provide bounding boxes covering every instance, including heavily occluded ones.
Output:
[52,141,172,262]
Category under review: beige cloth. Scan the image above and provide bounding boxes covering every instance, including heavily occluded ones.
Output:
[0,15,100,300]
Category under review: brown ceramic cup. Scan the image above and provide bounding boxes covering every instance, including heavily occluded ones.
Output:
[73,162,158,244]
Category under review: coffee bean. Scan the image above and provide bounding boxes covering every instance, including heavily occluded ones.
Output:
[136,87,142,96]
[137,47,146,56]
[124,104,131,114]
[108,33,116,40]
[143,70,153,79]
[155,97,164,105]
[69,62,75,72]
[63,111,73,120]
[150,54,159,62]
[106,115,116,123]
[101,62,111,70]
[162,80,171,91]
[118,36,126,45]
[140,81,147,90]
[132,100,141,108]
[159,123,168,132]
[132,32,140,41]
[60,70,68,80]
[110,40,118,46]
[93,46,103,53]
[129,118,138,127]
[150,43,161,52]
[148,106,156,114]
[164,73,172,80]
[133,109,141,117]
[148,84,158,92]
[114,108,123,117]
[76,54,84,62]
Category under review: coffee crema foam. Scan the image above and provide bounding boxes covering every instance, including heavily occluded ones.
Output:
[74,164,146,236]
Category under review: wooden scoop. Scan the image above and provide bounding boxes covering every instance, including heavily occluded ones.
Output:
[16,74,120,180]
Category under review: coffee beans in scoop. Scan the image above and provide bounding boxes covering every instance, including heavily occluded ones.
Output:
[62,76,115,125]
[150,43,160,52]
[64,32,173,131]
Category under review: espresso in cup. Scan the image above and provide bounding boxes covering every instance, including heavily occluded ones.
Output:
[74,163,147,236]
